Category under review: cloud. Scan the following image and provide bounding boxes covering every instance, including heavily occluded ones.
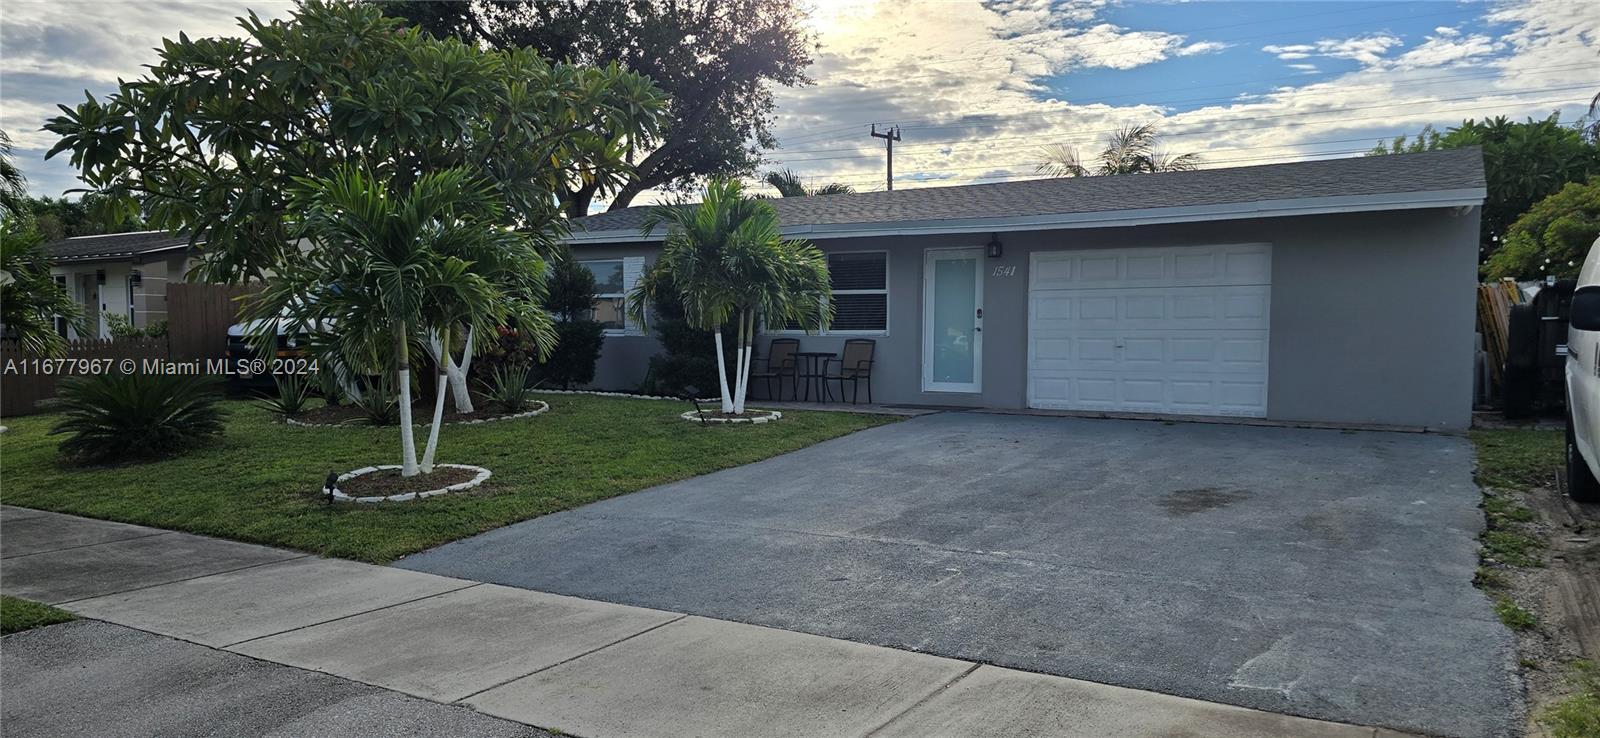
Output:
[1177,41,1230,56]
[1287,63,1319,73]
[1263,34,1402,66]
[0,1,295,198]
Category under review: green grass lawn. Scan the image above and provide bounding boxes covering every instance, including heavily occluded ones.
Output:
[0,595,75,635]
[1470,428,1564,492]
[0,394,895,563]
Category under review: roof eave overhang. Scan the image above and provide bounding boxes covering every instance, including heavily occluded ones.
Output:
[564,187,1487,246]
[49,242,199,264]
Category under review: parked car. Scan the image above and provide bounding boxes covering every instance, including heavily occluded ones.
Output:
[1565,237,1600,502]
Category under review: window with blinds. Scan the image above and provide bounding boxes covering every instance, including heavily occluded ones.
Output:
[782,251,888,334]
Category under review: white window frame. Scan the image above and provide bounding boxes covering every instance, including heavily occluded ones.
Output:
[771,249,890,336]
[578,258,628,336]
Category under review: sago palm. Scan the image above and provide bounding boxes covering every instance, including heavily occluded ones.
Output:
[629,178,831,414]
[248,167,551,476]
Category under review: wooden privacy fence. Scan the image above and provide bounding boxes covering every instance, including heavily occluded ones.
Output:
[1,338,168,416]
[2,283,253,417]
[167,283,256,361]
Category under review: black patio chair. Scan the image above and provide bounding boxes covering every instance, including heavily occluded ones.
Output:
[750,338,799,400]
[824,339,876,404]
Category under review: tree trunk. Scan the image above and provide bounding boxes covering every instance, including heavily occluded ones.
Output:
[394,324,419,477]
[432,325,475,414]
[712,325,733,413]
[421,326,450,473]
[733,309,754,414]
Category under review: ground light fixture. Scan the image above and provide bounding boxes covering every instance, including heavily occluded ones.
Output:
[680,385,708,425]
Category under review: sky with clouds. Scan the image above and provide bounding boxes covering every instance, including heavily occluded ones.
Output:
[2,0,1596,204]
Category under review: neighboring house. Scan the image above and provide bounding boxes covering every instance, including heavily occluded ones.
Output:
[567,148,1486,430]
[45,231,199,339]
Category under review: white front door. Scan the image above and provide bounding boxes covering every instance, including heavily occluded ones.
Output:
[923,248,983,393]
[1027,243,1271,417]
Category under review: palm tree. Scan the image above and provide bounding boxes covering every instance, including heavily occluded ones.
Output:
[249,167,552,476]
[0,130,27,221]
[1036,123,1202,177]
[629,178,832,415]
[1,226,87,357]
[763,169,856,197]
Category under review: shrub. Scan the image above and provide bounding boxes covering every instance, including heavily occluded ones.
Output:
[256,374,311,418]
[104,314,167,339]
[484,364,534,412]
[536,253,605,390]
[538,320,605,389]
[50,373,227,462]
[637,272,737,397]
[353,375,400,426]
[1485,179,1600,281]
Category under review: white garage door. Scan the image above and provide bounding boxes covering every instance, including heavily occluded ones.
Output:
[1028,244,1271,417]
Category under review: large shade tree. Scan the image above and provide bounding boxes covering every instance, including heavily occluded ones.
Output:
[44,0,664,412]
[1367,114,1600,262]
[383,0,813,217]
[628,178,831,415]
[1036,123,1202,178]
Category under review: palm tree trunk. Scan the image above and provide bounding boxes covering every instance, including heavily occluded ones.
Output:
[731,311,746,414]
[422,326,449,473]
[449,325,476,413]
[712,324,733,413]
[431,326,475,414]
[394,323,419,477]
[733,309,754,414]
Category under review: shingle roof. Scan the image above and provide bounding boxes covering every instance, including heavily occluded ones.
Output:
[44,231,198,262]
[570,148,1485,238]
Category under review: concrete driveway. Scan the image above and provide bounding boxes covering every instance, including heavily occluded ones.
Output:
[398,412,1519,738]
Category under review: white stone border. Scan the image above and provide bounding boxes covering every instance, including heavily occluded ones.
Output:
[533,389,720,402]
[330,463,492,503]
[680,409,783,424]
[287,401,548,428]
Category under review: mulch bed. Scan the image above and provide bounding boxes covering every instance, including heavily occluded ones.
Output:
[293,397,533,427]
[337,466,479,498]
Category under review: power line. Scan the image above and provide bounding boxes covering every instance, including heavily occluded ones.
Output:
[771,57,1598,151]
[764,84,1597,166]
[754,93,1588,185]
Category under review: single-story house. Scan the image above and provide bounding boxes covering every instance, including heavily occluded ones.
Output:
[45,231,200,339]
[567,147,1486,430]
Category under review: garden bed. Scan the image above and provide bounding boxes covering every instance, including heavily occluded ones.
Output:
[334,464,485,501]
[287,399,547,427]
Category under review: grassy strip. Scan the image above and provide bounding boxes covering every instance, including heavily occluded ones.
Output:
[0,595,75,635]
[1469,429,1561,633]
[0,395,895,563]
[1540,661,1600,738]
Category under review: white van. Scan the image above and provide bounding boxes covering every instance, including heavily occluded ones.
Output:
[1566,236,1600,502]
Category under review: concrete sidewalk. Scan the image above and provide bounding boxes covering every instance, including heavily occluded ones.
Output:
[0,506,1409,738]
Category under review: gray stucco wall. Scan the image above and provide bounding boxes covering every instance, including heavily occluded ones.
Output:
[573,206,1480,429]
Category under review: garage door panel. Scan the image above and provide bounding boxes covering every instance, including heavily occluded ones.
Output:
[1031,244,1269,291]
[1029,244,1270,418]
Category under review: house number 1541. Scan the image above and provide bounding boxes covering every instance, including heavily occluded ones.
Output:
[991,265,1018,278]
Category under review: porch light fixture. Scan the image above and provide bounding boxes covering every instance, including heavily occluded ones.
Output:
[986,234,1003,259]
[129,270,142,286]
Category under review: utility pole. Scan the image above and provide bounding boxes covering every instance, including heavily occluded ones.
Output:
[870,124,901,191]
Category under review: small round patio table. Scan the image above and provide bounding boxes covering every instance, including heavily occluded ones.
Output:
[792,351,835,402]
